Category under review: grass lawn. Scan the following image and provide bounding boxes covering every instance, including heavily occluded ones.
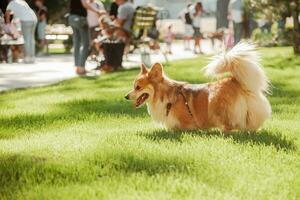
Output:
[0,47,300,200]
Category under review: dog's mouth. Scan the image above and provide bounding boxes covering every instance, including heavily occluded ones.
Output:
[135,93,149,108]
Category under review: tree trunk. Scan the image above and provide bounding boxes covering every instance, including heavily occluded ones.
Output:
[291,0,300,54]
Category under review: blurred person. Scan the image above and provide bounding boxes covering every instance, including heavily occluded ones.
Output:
[68,0,104,75]
[216,0,230,29]
[0,9,4,33]
[5,0,37,63]
[0,9,8,62]
[179,3,193,50]
[0,1,8,16]
[100,0,134,73]
[3,17,24,62]
[87,0,105,42]
[98,14,130,43]
[224,21,234,50]
[35,0,47,55]
[165,24,174,54]
[147,21,160,51]
[228,0,244,45]
[114,0,134,34]
[109,1,119,20]
[190,2,204,54]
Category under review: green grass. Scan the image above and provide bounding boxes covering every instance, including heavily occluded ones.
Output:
[0,47,300,200]
[47,48,68,54]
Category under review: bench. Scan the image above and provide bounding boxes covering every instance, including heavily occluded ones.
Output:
[45,24,73,54]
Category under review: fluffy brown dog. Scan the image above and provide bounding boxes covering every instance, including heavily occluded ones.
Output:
[125,43,272,131]
[98,15,130,43]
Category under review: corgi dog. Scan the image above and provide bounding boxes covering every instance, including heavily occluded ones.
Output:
[125,43,272,131]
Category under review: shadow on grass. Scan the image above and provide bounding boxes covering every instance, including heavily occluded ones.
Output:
[56,99,145,117]
[140,129,296,151]
[93,151,199,176]
[0,154,88,198]
[0,98,146,139]
[0,149,210,198]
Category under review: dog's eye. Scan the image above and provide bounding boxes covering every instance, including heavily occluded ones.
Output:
[135,86,141,90]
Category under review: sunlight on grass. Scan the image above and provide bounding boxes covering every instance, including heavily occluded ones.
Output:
[0,47,299,199]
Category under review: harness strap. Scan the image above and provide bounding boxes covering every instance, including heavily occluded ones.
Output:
[178,91,194,119]
[165,87,194,120]
[166,103,172,116]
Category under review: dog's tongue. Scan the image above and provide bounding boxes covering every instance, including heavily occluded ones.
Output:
[135,97,143,108]
[135,94,148,108]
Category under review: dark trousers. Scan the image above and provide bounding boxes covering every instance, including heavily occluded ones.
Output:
[103,42,125,69]
[233,22,243,45]
[68,14,89,68]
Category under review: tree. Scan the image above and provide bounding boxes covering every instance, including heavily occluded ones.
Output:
[291,0,300,54]
[246,0,300,54]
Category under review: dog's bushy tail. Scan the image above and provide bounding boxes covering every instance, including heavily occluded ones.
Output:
[204,42,269,94]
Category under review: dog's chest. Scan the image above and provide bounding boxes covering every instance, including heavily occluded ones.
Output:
[147,101,180,128]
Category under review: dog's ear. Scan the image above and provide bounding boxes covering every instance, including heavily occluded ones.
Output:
[149,63,163,81]
[140,63,148,74]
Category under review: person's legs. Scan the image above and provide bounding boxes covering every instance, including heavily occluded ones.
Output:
[68,15,89,74]
[37,21,47,54]
[101,42,125,73]
[68,15,82,68]
[0,45,7,62]
[73,28,81,67]
[166,42,172,54]
[21,21,31,63]
[78,24,89,68]
[11,45,18,62]
[89,26,98,43]
[184,36,190,50]
[30,21,37,62]
[193,32,197,53]
[193,27,202,54]
[184,25,193,50]
[195,37,200,52]
[233,22,243,45]
[184,25,188,50]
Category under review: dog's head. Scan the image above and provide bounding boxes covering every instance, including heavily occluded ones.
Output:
[125,63,164,108]
[99,15,112,30]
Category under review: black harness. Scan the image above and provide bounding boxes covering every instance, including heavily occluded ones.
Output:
[166,87,194,120]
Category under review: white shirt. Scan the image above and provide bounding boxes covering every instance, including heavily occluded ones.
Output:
[231,10,243,23]
[117,1,135,32]
[7,0,37,22]
[179,8,188,22]
[189,6,202,28]
[87,1,104,28]
[229,0,244,23]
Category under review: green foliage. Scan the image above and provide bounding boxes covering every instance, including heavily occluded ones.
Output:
[251,25,293,47]
[252,28,276,47]
[246,0,300,54]
[26,0,113,23]
[0,48,300,199]
[245,0,291,20]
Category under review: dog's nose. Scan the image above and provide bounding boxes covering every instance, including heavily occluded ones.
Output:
[125,94,130,100]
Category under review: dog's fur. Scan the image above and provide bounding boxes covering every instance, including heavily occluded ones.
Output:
[205,29,225,49]
[125,43,272,131]
[98,15,130,43]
